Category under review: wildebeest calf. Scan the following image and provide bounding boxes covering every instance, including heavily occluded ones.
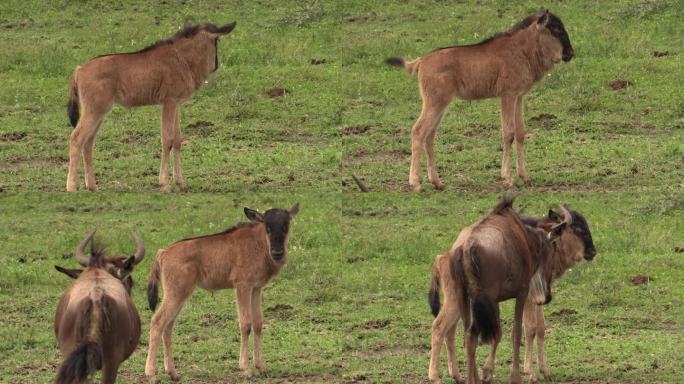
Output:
[66,22,235,192]
[54,231,145,384]
[145,203,299,382]
[387,10,574,191]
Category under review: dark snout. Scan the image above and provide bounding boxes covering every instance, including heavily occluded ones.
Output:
[562,46,575,62]
[584,246,596,261]
[271,248,285,261]
[544,292,553,305]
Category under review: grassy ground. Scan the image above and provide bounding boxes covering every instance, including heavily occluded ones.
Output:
[0,192,682,383]
[0,0,683,383]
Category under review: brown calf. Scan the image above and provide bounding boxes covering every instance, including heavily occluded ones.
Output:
[428,200,595,384]
[145,203,299,382]
[66,22,235,192]
[387,10,574,191]
[520,209,596,382]
[54,231,144,384]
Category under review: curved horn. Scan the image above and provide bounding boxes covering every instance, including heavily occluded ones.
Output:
[559,205,573,226]
[75,231,96,267]
[131,231,145,264]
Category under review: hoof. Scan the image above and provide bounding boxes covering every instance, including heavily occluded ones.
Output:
[145,374,159,384]
[168,371,181,382]
[432,181,445,191]
[176,183,188,192]
[86,184,98,192]
[409,183,422,192]
[256,366,268,376]
[242,368,254,378]
[66,185,77,192]
[159,184,172,193]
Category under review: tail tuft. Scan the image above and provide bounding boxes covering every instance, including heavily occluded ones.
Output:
[147,255,161,311]
[55,341,101,384]
[147,280,159,311]
[472,295,500,344]
[67,75,80,128]
[428,265,441,317]
[385,57,405,67]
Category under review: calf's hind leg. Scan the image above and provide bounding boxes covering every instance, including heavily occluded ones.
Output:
[145,280,193,382]
[170,107,187,191]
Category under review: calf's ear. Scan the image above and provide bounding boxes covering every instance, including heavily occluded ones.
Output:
[537,10,550,28]
[244,207,264,222]
[548,222,567,242]
[289,202,300,217]
[55,265,83,279]
[548,209,563,223]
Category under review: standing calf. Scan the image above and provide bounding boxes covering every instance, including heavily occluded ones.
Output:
[387,10,574,191]
[428,199,595,384]
[66,22,235,192]
[54,231,145,384]
[145,203,299,382]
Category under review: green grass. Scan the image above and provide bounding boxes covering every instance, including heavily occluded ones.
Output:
[0,192,682,383]
[0,0,683,383]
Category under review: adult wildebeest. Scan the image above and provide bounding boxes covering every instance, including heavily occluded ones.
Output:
[66,22,236,192]
[427,198,595,384]
[54,231,145,384]
[145,203,299,382]
[386,10,574,191]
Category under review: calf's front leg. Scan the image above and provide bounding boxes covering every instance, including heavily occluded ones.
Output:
[235,285,254,377]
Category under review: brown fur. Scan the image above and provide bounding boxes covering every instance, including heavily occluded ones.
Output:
[428,202,593,384]
[54,235,143,384]
[65,22,235,192]
[144,205,298,382]
[387,11,574,191]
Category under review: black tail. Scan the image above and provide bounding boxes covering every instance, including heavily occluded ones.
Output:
[147,256,161,311]
[55,341,101,384]
[67,76,79,128]
[472,294,500,344]
[428,264,441,317]
[385,57,404,67]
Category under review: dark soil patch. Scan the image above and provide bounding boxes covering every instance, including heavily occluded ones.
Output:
[0,132,26,141]
[674,246,684,253]
[265,303,293,313]
[550,308,578,317]
[529,113,557,123]
[266,88,288,97]
[363,319,390,329]
[342,125,370,135]
[652,50,669,57]
[630,275,653,285]
[608,79,630,90]
[185,120,215,137]
[310,58,327,65]
[346,255,364,263]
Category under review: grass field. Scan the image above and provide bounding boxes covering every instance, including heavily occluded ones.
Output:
[0,192,682,383]
[1,0,681,192]
[0,0,683,383]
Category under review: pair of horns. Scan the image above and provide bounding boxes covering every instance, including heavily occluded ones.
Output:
[75,231,145,267]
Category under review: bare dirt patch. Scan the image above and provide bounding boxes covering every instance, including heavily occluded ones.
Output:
[608,79,630,90]
[266,88,288,97]
[342,125,370,135]
[310,58,327,65]
[265,303,293,313]
[630,275,653,285]
[363,319,390,329]
[0,132,26,141]
[652,50,669,57]
[185,120,215,137]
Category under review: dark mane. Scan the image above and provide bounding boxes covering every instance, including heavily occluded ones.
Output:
[95,23,207,59]
[133,23,205,54]
[175,221,258,244]
[491,194,516,215]
[434,13,537,52]
[88,240,107,266]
